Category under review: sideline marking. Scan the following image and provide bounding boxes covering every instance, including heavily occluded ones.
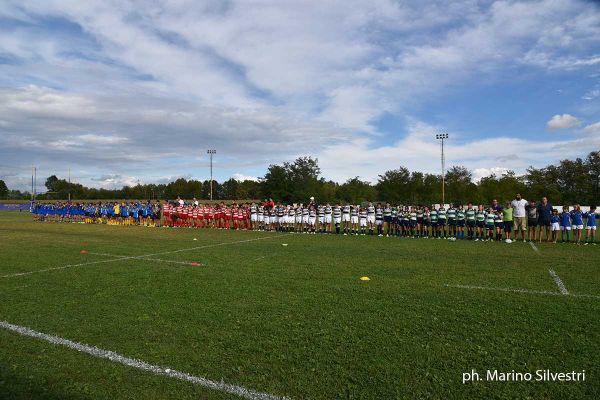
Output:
[0,320,289,400]
[548,269,569,295]
[444,284,599,299]
[88,252,201,266]
[528,241,540,254]
[2,234,291,279]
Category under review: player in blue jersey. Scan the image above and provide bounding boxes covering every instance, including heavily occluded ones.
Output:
[550,209,560,243]
[570,205,584,244]
[584,205,597,245]
[559,206,572,243]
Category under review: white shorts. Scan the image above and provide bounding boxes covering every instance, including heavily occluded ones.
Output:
[251,214,258,222]
[318,216,325,224]
[334,217,341,224]
[351,216,359,224]
[264,217,270,225]
[302,215,309,224]
[376,219,383,225]
[551,222,560,231]
[270,216,277,224]
[573,225,584,230]
[360,218,367,227]
[309,216,316,226]
[324,215,332,224]
[560,225,571,231]
[587,225,597,230]
[342,214,350,222]
[295,215,302,224]
[367,215,375,224]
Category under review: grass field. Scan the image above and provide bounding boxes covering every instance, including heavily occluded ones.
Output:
[1,210,599,399]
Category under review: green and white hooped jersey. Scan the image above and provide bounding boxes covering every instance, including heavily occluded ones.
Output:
[466,208,476,221]
[410,212,417,221]
[391,208,397,217]
[456,210,465,220]
[486,212,495,225]
[476,211,486,221]
[416,210,424,219]
[438,208,446,219]
[430,210,438,222]
[447,208,456,220]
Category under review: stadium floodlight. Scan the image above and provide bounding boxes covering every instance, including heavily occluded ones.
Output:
[207,149,216,201]
[435,133,449,205]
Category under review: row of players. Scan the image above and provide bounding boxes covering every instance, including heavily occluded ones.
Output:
[31,201,598,243]
[165,202,598,244]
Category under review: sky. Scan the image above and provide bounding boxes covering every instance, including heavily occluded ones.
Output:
[0,0,599,192]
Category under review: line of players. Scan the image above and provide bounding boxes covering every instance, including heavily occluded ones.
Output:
[250,202,512,240]
[32,202,161,226]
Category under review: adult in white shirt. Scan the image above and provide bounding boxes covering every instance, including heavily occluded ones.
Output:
[511,193,528,241]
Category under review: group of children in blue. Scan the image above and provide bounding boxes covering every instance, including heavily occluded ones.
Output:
[31,201,161,225]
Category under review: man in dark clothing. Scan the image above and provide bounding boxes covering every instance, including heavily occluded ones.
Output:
[537,197,553,242]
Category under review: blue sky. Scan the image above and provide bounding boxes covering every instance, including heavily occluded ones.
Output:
[0,0,599,192]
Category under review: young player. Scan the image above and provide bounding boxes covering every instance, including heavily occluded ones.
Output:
[550,209,560,243]
[324,203,332,233]
[559,206,572,242]
[367,202,375,235]
[456,205,465,239]
[494,209,504,241]
[429,206,439,238]
[584,205,597,245]
[375,204,384,236]
[465,203,476,240]
[447,204,456,238]
[475,205,486,241]
[333,203,342,234]
[383,203,392,236]
[527,200,538,242]
[350,205,359,235]
[570,205,584,244]
[342,203,351,235]
[503,202,513,241]
[359,207,368,235]
[485,208,496,241]
[437,205,447,238]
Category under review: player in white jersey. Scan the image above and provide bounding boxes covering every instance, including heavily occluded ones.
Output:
[342,204,351,235]
[350,205,359,235]
[308,205,317,233]
[317,205,325,233]
[302,205,310,233]
[333,204,342,234]
[359,207,368,235]
[367,202,376,235]
[250,203,258,230]
[324,204,333,233]
[375,204,384,236]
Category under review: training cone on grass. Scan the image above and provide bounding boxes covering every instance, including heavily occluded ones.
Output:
[193,238,198,241]
[80,249,88,254]
[282,243,288,247]
[190,262,199,266]
[360,276,370,281]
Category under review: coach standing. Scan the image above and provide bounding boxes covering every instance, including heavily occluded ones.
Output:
[537,197,553,242]
[511,193,528,242]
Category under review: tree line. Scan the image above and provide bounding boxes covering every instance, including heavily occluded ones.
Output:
[1,150,598,205]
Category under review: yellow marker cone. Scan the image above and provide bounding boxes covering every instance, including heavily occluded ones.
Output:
[282,243,288,246]
[360,276,370,281]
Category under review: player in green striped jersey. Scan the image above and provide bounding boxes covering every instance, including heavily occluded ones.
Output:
[430,207,439,238]
[485,208,496,241]
[447,204,457,238]
[475,205,487,241]
[465,202,476,240]
[456,205,466,239]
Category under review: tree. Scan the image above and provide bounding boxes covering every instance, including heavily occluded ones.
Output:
[337,177,376,203]
[445,166,474,204]
[376,167,411,203]
[0,180,8,199]
[45,175,59,192]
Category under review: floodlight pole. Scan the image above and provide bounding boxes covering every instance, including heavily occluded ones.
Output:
[436,133,449,205]
[68,168,71,202]
[207,149,216,201]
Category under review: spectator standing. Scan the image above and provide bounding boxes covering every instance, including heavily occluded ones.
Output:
[511,193,528,242]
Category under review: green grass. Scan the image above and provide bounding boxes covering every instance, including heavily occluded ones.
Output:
[1,210,599,399]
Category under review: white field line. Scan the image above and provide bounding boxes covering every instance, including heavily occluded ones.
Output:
[0,320,289,400]
[444,284,600,299]
[528,241,540,254]
[88,252,201,266]
[548,269,569,295]
[2,234,291,279]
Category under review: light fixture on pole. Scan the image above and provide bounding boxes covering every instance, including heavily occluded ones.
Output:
[435,133,449,205]
[207,149,216,201]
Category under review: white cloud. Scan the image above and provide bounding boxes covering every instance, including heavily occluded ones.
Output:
[582,89,600,100]
[546,114,581,130]
[584,122,600,134]
[232,173,259,182]
[472,167,512,182]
